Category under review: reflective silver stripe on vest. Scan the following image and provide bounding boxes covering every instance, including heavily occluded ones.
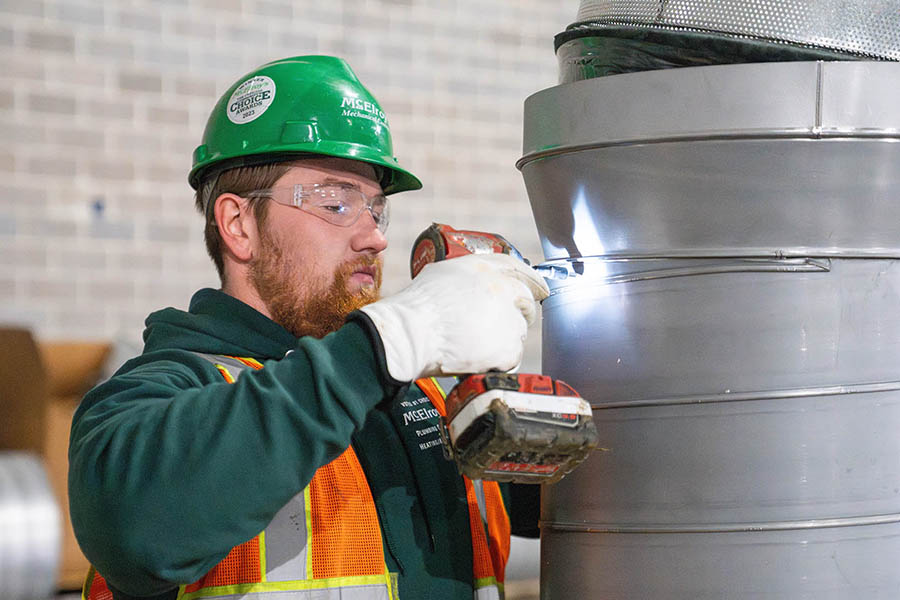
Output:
[471,479,488,528]
[474,585,501,600]
[264,491,308,582]
[433,376,459,398]
[188,583,391,600]
[429,376,490,530]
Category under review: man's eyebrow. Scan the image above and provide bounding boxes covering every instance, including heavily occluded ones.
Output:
[320,177,360,188]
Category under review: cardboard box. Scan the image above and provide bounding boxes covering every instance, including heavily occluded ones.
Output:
[0,327,110,590]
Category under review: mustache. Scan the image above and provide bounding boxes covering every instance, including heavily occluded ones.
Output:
[351,255,380,267]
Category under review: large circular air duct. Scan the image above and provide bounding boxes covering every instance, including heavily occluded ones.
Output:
[521,1,900,597]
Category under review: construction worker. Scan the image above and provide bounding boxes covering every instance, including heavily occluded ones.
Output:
[68,56,547,600]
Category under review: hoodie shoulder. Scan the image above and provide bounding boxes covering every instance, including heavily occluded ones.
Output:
[107,347,226,390]
[142,289,296,359]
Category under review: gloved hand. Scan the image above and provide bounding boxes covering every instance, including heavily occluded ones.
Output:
[359,253,550,382]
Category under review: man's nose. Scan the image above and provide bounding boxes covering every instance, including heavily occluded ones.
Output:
[351,209,388,253]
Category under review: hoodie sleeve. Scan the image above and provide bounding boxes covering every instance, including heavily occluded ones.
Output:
[68,320,397,598]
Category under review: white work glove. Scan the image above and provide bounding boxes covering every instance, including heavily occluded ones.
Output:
[359,253,550,382]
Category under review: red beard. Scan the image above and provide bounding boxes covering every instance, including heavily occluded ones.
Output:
[249,228,382,339]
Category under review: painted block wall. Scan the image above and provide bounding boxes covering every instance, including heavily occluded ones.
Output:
[0,0,575,371]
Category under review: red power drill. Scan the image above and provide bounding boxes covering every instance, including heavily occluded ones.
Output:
[410,223,599,484]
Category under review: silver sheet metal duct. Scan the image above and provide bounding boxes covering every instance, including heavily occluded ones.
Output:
[0,452,61,599]
[519,55,900,598]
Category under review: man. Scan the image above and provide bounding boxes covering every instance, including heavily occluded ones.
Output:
[69,56,548,600]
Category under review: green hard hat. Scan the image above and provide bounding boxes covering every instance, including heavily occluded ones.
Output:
[189,55,422,195]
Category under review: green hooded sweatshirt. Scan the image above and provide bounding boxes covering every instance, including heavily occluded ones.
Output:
[69,288,537,600]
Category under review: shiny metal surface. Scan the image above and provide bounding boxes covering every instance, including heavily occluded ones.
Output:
[0,452,61,600]
[522,61,819,157]
[523,61,900,598]
[520,63,900,261]
[543,258,900,525]
[521,61,900,160]
[572,0,900,60]
[525,138,900,260]
[541,524,900,598]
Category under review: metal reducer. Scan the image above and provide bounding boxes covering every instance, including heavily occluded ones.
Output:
[521,1,900,598]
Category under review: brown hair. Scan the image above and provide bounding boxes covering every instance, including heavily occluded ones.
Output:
[194,163,291,283]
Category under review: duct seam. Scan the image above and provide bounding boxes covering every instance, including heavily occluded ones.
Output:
[591,380,900,410]
[543,512,900,534]
[815,61,824,133]
[517,130,900,169]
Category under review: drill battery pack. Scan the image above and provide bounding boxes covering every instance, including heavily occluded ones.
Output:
[440,372,599,484]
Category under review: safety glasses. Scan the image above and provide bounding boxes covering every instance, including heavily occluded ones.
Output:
[244,183,390,233]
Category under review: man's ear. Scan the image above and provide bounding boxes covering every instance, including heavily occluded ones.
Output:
[214,193,258,263]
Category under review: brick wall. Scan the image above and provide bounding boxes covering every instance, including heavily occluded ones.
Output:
[0,0,574,372]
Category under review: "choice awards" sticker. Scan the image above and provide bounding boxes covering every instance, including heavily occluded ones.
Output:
[226,75,276,124]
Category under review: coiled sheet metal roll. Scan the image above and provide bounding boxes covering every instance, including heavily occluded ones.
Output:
[0,452,61,600]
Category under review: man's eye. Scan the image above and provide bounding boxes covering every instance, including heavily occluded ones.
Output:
[319,201,350,214]
[371,198,387,216]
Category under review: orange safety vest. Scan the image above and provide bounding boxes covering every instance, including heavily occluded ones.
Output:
[84,355,510,600]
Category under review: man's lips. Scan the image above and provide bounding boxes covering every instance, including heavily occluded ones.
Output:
[350,264,379,285]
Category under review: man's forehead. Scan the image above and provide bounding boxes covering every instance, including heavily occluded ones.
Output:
[279,156,379,185]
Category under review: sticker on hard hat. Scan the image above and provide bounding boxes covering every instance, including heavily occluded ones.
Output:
[226,76,276,124]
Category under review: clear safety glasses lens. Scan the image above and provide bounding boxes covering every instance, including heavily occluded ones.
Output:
[246,184,390,233]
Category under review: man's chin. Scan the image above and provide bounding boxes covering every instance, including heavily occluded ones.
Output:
[345,276,380,299]
[346,286,380,308]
